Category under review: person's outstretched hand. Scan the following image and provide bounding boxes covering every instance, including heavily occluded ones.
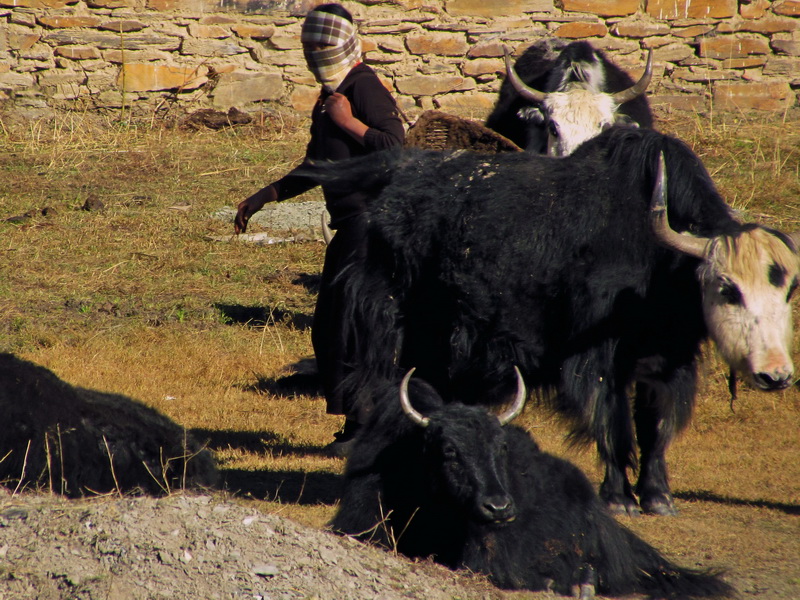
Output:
[234,185,277,234]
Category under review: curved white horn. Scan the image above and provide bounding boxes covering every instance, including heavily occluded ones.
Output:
[504,46,546,103]
[612,48,653,105]
[650,152,709,258]
[789,231,800,252]
[498,366,527,425]
[321,211,333,245]
[399,368,430,428]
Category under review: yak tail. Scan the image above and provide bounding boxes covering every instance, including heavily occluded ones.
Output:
[295,148,404,197]
[617,525,734,599]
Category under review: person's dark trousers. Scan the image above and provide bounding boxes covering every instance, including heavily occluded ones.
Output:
[311,212,369,428]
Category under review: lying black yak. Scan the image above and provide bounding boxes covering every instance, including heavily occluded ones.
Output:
[331,369,733,599]
[0,353,217,496]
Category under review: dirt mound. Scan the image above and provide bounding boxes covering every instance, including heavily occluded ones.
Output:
[0,489,502,600]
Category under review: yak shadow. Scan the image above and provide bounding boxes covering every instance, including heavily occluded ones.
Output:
[191,428,331,459]
[675,490,800,516]
[292,272,321,295]
[190,428,342,505]
[220,468,342,505]
[214,303,313,331]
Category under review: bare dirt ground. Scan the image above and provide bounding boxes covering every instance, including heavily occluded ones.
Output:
[0,488,505,600]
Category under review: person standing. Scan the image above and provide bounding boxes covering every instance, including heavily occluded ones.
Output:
[234,3,405,456]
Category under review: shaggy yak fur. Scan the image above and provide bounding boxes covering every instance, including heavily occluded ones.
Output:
[300,126,799,517]
[331,375,734,599]
[485,39,653,153]
[0,353,218,497]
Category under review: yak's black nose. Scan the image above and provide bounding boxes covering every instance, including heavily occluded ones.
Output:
[753,371,793,391]
[479,495,516,523]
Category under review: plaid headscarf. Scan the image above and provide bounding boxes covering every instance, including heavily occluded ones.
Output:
[301,9,361,93]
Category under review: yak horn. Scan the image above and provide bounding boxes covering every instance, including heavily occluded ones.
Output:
[611,48,653,105]
[400,368,430,428]
[504,46,546,103]
[497,366,527,425]
[650,152,709,259]
[789,232,800,252]
[321,211,333,245]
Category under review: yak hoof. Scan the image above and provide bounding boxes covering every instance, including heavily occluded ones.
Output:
[579,583,596,600]
[606,498,642,517]
[641,498,679,517]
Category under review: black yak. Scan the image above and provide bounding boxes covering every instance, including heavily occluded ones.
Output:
[0,353,218,497]
[299,126,800,516]
[485,39,654,155]
[331,369,734,599]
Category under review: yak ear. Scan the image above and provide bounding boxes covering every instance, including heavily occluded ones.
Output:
[650,152,709,259]
[518,107,545,123]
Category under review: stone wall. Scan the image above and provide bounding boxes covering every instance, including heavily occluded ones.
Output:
[1,0,799,120]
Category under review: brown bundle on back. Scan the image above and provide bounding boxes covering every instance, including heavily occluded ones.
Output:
[404,110,522,153]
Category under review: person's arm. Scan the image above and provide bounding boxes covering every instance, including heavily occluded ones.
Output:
[324,93,369,144]
[345,74,405,150]
[234,163,318,234]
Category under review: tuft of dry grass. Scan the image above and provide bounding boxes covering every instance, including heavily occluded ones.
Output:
[1,106,799,597]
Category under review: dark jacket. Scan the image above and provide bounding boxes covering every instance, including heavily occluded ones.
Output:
[273,63,405,227]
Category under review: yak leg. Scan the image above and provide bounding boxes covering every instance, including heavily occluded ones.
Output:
[633,381,678,516]
[594,388,641,516]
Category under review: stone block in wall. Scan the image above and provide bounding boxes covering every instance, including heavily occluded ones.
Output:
[43,31,182,51]
[771,39,800,55]
[38,16,102,28]
[462,57,503,76]
[722,56,768,68]
[99,20,148,33]
[188,23,232,39]
[713,80,793,109]
[211,71,283,107]
[395,73,466,95]
[467,40,506,58]
[269,34,303,50]
[290,84,318,113]
[0,70,37,88]
[652,42,696,62]
[718,16,799,34]
[649,93,706,111]
[558,0,638,17]
[672,24,715,38]
[406,32,469,56]
[554,22,608,38]
[671,65,738,81]
[611,19,671,38]
[773,0,800,16]
[763,55,800,75]
[119,63,209,92]
[181,38,247,57]
[699,36,771,58]
[231,23,275,39]
[446,0,554,17]
[0,0,77,7]
[55,46,102,60]
[434,91,497,117]
[646,0,736,20]
[592,37,641,53]
[741,0,770,19]
[7,26,40,51]
[103,48,172,63]
[86,0,135,8]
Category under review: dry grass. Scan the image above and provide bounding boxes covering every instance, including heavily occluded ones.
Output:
[1,106,799,598]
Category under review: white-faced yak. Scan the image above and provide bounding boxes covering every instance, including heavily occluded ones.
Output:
[485,39,654,156]
[0,353,218,497]
[331,369,734,599]
[299,126,800,516]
